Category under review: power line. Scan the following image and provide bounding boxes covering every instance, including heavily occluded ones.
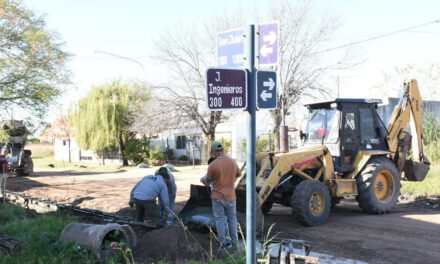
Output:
[314,18,440,54]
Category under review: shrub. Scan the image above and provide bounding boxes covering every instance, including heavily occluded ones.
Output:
[124,137,151,165]
[165,147,175,161]
[423,111,440,162]
[148,145,165,166]
[178,154,189,161]
[217,138,232,155]
[240,136,274,156]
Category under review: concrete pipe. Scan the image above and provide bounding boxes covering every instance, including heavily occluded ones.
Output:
[59,223,137,259]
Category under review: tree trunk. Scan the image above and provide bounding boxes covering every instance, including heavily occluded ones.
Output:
[270,109,282,151]
[68,139,71,163]
[102,150,105,166]
[119,133,128,166]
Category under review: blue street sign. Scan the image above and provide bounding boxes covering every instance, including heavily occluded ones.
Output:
[258,22,279,66]
[257,70,277,109]
[217,28,245,68]
[206,68,247,111]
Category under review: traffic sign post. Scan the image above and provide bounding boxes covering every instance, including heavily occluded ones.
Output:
[206,68,247,111]
[209,22,280,264]
[258,22,279,66]
[245,24,257,264]
[257,70,277,109]
[217,29,245,68]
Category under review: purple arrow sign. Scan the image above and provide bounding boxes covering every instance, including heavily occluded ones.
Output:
[258,22,279,66]
[206,68,247,111]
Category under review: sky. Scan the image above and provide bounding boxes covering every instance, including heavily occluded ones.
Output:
[19,0,440,122]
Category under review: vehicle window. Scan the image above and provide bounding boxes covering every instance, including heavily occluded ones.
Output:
[343,112,356,143]
[359,107,378,143]
[306,109,339,144]
[324,109,339,143]
[307,109,326,143]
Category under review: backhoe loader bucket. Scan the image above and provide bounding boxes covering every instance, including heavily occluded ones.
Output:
[403,160,430,181]
[178,184,246,227]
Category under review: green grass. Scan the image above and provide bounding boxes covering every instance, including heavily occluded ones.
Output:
[0,203,26,224]
[0,204,100,263]
[27,143,135,173]
[401,163,440,196]
[0,204,246,264]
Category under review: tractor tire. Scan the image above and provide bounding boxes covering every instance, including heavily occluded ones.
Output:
[261,201,273,215]
[355,156,401,214]
[291,180,331,226]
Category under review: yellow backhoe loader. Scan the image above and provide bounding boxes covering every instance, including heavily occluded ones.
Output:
[179,79,430,227]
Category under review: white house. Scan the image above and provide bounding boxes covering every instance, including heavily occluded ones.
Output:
[54,138,122,164]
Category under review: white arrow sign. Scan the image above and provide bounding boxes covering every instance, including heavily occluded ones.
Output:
[263,31,277,45]
[257,70,277,109]
[260,45,273,57]
[260,89,272,101]
[263,78,275,90]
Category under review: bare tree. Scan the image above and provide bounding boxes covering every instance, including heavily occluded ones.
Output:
[133,13,248,161]
[267,0,357,149]
[133,0,357,156]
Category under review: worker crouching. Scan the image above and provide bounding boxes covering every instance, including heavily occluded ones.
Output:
[129,168,172,225]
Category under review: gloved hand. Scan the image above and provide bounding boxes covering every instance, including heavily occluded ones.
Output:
[129,199,134,208]
[200,175,208,185]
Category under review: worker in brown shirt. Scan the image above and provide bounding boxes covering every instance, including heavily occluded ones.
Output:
[201,141,240,248]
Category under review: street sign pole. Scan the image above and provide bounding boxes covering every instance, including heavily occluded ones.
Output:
[245,24,256,264]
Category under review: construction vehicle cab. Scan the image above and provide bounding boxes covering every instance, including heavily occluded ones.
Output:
[303,98,389,174]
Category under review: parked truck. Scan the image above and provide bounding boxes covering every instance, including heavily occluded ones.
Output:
[0,120,34,176]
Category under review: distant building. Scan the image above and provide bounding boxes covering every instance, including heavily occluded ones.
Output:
[54,138,121,164]
[377,97,440,124]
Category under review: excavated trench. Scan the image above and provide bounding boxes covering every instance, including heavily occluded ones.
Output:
[4,190,321,263]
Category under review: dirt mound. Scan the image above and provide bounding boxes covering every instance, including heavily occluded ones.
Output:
[132,225,233,263]
[399,195,440,209]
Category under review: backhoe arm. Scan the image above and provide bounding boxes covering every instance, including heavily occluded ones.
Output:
[386,79,430,180]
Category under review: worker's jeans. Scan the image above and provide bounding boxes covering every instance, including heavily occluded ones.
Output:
[212,198,238,246]
[134,198,162,223]
[0,173,6,204]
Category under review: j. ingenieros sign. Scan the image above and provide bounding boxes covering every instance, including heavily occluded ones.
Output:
[206,68,247,111]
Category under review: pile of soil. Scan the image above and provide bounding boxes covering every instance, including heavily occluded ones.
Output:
[132,225,233,263]
[399,194,440,209]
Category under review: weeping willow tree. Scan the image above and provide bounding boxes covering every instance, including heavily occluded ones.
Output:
[69,80,148,165]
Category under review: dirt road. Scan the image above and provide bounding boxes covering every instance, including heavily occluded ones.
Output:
[6,167,440,263]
